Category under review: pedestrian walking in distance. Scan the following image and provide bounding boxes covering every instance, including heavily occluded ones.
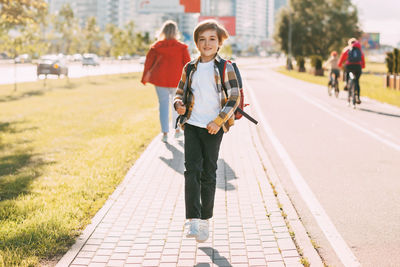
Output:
[174,20,240,242]
[141,20,191,143]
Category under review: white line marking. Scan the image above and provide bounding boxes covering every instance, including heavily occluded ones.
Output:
[273,74,400,152]
[246,80,361,267]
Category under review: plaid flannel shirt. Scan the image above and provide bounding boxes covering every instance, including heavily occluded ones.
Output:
[174,54,240,132]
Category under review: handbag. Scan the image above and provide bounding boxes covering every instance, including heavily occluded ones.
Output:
[142,55,162,84]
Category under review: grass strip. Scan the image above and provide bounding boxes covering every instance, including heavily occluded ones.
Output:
[277,67,400,108]
[0,73,159,266]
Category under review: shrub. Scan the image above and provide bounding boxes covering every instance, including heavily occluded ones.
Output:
[296,56,306,72]
[386,52,393,74]
[393,48,399,74]
[310,55,323,70]
[310,55,323,76]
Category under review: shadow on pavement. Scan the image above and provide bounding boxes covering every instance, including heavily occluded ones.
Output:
[196,247,232,267]
[359,107,400,118]
[159,141,237,191]
[159,142,184,174]
[218,159,237,191]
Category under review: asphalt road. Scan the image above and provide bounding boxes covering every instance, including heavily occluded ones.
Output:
[238,58,400,267]
[0,60,143,85]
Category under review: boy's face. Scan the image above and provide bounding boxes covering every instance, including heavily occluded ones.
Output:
[197,29,220,59]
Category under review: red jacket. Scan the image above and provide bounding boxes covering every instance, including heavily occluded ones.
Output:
[141,39,191,87]
[338,41,365,69]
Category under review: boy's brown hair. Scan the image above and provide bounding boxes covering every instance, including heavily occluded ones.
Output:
[193,20,229,45]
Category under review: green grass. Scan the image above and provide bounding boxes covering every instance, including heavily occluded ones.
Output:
[277,67,400,108]
[0,74,159,266]
[363,61,387,74]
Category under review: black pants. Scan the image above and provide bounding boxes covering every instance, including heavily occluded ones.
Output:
[329,69,340,85]
[184,123,223,220]
[346,64,362,96]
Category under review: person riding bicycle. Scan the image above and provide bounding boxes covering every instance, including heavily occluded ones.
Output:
[323,51,340,88]
[338,38,365,104]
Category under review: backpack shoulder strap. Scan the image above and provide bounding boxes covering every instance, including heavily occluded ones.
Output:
[231,62,243,88]
[185,62,195,78]
[183,62,195,104]
[217,59,243,90]
[216,58,228,94]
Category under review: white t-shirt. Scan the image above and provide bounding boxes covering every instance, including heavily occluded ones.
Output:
[187,60,220,128]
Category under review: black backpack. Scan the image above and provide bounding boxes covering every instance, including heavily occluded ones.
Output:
[348,47,362,63]
[184,59,258,124]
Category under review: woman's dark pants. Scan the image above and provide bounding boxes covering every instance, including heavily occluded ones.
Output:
[346,64,362,96]
[184,123,223,220]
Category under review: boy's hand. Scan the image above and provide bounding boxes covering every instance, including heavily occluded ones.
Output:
[207,122,220,135]
[175,101,186,115]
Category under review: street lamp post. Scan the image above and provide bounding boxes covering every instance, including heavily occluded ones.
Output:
[287,2,293,70]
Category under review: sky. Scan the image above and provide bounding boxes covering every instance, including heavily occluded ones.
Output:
[353,0,400,47]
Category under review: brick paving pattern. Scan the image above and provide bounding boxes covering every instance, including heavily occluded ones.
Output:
[60,119,303,267]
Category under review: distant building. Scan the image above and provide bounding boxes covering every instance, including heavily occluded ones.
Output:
[48,0,134,30]
[48,0,286,52]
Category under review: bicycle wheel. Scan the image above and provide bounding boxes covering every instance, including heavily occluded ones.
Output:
[327,83,332,96]
[351,82,356,108]
[334,82,339,98]
[347,81,352,106]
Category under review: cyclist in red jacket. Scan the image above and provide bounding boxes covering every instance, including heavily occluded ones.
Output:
[338,38,365,104]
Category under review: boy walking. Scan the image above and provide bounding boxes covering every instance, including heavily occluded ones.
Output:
[174,20,240,243]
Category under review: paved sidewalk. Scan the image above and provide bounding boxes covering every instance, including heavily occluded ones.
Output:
[57,118,305,267]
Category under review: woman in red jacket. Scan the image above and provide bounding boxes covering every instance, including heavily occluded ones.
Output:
[141,20,191,142]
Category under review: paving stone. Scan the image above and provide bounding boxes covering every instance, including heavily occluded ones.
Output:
[107,260,125,267]
[72,257,91,265]
[248,258,267,265]
[128,249,145,257]
[87,263,106,267]
[281,249,300,258]
[125,257,143,264]
[266,261,286,267]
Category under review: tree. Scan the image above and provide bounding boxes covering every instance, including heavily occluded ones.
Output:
[324,0,362,55]
[52,4,81,54]
[135,32,153,56]
[82,16,102,54]
[0,0,48,57]
[0,0,47,29]
[106,23,127,58]
[125,21,137,56]
[274,0,361,59]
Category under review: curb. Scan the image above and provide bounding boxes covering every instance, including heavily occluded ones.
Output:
[245,79,325,266]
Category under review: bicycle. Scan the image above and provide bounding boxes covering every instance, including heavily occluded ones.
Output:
[347,71,357,108]
[328,71,339,98]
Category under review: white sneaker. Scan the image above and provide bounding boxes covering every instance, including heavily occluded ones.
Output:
[174,130,183,139]
[161,134,168,143]
[196,220,209,243]
[185,219,200,238]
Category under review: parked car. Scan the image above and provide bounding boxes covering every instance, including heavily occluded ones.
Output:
[82,54,100,66]
[37,55,68,77]
[14,54,31,63]
[72,53,83,62]
[118,54,131,60]
[0,52,9,59]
